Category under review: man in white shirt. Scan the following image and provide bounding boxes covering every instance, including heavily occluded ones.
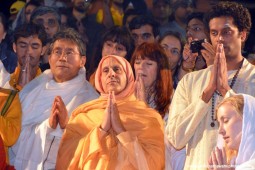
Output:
[10,27,99,170]
[166,2,254,170]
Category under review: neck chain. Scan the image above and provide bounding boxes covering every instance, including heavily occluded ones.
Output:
[210,59,244,127]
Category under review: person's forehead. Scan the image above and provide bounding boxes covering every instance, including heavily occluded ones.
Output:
[218,103,237,118]
[53,39,78,50]
[188,18,204,26]
[104,40,125,46]
[36,13,57,20]
[209,16,236,30]
[102,58,122,67]
[161,36,181,49]
[17,35,42,44]
[132,25,153,34]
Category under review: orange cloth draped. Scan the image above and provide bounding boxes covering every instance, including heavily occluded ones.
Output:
[9,65,41,91]
[0,88,21,163]
[57,95,165,170]
[95,55,135,100]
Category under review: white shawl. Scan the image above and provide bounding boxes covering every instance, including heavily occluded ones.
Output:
[236,94,255,169]
[0,60,10,87]
[10,68,99,170]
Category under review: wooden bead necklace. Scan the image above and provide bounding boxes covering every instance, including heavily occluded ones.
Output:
[210,59,244,127]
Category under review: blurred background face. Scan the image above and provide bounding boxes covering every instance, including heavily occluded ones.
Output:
[134,56,158,89]
[101,57,127,95]
[160,35,181,70]
[25,4,37,23]
[33,13,59,39]
[152,0,171,21]
[13,35,43,68]
[73,0,88,12]
[131,25,155,47]
[194,0,218,13]
[186,18,207,40]
[102,40,127,58]
[217,103,242,151]
[174,5,193,23]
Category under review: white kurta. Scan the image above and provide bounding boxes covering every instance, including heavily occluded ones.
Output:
[164,114,186,170]
[166,59,255,170]
[9,68,99,170]
[150,97,186,170]
[0,60,10,87]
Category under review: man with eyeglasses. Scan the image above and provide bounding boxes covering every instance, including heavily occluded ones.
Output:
[9,27,99,170]
[30,6,61,72]
[129,15,159,47]
[1,23,47,91]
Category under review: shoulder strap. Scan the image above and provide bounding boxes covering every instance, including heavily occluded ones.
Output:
[0,90,17,116]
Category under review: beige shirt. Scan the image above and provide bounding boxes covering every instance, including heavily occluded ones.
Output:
[166,59,255,170]
[0,61,10,87]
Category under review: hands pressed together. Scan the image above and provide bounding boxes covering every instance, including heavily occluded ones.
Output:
[202,43,230,103]
[208,147,234,170]
[49,96,69,129]
[135,73,146,103]
[19,56,33,88]
[100,91,126,135]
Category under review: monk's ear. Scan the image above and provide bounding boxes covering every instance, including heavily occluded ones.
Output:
[13,43,17,53]
[240,31,247,42]
[80,56,86,67]
[41,46,47,56]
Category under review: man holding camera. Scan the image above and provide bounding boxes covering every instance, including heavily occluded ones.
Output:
[166,2,255,170]
[178,12,215,81]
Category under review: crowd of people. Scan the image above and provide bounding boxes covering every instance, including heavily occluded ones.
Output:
[0,0,255,169]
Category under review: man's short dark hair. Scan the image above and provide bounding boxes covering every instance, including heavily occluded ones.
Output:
[186,12,204,25]
[14,23,47,46]
[122,9,142,27]
[129,15,159,38]
[48,28,86,56]
[30,6,61,25]
[204,1,252,34]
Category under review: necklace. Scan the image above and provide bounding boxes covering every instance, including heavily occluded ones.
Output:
[210,59,244,127]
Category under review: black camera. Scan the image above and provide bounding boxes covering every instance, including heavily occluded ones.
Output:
[190,39,206,53]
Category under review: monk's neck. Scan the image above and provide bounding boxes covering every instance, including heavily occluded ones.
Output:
[226,55,244,71]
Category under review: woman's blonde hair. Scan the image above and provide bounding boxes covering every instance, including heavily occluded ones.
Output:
[216,95,244,118]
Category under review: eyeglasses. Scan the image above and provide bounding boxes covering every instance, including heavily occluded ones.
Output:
[52,49,80,58]
[34,18,58,27]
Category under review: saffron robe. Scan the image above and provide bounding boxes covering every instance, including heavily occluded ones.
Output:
[57,95,165,170]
